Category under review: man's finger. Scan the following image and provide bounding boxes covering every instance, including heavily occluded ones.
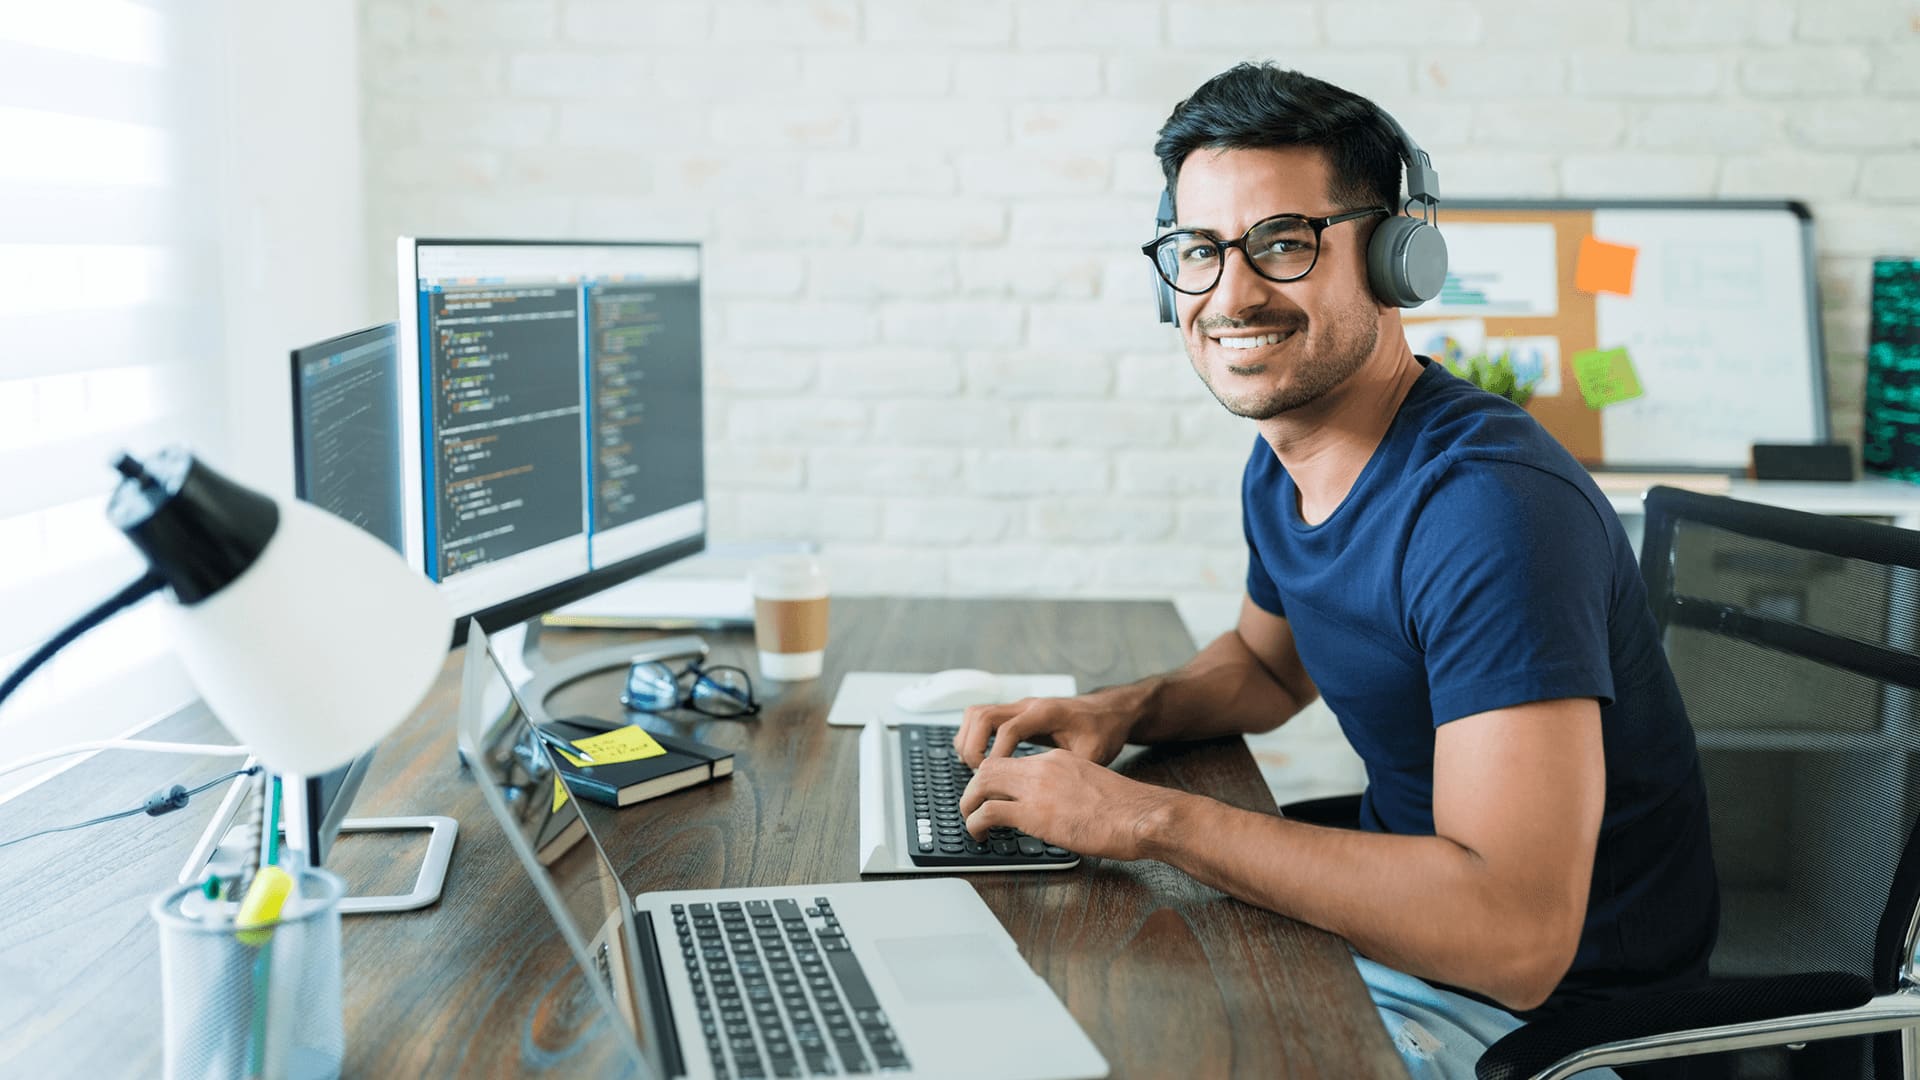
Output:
[984,713,1036,759]
[954,703,1014,766]
[962,794,1016,840]
[958,756,1018,817]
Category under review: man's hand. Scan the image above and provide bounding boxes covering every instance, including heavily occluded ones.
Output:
[952,695,1132,769]
[956,750,1180,861]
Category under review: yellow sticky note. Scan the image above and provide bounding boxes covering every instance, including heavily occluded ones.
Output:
[552,775,569,813]
[1572,347,1644,408]
[1576,236,1638,296]
[555,725,668,768]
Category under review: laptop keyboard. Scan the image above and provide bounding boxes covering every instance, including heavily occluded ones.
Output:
[674,897,909,1078]
[900,725,1076,869]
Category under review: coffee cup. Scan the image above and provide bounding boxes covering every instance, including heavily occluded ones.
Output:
[750,555,830,681]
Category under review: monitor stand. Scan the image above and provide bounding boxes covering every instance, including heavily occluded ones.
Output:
[177,765,458,915]
[511,619,710,733]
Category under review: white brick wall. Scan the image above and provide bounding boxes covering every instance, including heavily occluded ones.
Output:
[362,0,1920,644]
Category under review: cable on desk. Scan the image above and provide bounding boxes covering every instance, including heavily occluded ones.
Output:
[0,765,261,850]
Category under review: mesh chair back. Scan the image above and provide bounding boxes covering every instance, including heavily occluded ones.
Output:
[1641,486,1920,996]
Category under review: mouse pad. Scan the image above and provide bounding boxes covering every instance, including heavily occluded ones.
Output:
[825,672,1078,727]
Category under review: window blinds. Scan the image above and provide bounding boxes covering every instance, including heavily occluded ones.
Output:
[0,1,213,788]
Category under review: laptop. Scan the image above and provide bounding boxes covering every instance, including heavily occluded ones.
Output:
[458,622,1109,1080]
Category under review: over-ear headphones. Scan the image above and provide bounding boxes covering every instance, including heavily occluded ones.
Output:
[1150,104,1449,324]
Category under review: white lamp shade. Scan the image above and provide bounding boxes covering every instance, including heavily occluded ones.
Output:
[164,498,451,775]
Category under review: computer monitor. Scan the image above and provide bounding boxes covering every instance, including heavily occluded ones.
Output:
[287,323,407,863]
[290,321,410,558]
[396,238,707,640]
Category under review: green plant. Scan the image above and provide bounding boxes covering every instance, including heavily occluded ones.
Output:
[1443,351,1538,407]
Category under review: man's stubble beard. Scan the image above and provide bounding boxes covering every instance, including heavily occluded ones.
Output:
[1189,300,1381,422]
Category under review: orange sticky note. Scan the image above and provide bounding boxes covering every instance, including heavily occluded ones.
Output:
[1576,236,1638,296]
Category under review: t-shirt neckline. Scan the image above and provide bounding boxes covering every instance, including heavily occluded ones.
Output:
[1284,356,1441,534]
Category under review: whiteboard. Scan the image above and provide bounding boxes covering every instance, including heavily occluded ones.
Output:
[1406,200,1827,472]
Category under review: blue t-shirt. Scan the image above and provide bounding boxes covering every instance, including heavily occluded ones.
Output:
[1243,360,1717,1018]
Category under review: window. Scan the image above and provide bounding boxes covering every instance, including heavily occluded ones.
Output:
[0,1,218,797]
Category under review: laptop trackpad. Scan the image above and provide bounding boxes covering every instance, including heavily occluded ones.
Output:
[875,934,1038,1004]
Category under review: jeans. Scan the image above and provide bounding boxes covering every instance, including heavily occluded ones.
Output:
[1357,953,1622,1080]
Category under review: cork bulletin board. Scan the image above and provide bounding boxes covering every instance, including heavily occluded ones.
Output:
[1402,200,1828,472]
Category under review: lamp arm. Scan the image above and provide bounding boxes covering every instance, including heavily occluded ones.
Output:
[0,571,167,713]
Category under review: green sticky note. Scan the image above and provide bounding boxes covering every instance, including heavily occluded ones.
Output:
[1571,347,1643,409]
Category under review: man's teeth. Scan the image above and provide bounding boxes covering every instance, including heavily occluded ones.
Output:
[1217,332,1287,349]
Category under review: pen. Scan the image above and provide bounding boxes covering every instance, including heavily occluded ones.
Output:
[532,723,593,764]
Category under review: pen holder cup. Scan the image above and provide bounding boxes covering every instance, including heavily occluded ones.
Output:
[151,868,347,1080]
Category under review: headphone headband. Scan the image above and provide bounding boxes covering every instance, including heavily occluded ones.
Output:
[1374,106,1439,212]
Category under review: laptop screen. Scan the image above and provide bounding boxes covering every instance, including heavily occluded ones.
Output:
[457,622,668,1076]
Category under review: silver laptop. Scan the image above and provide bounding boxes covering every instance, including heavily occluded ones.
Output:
[458,622,1109,1080]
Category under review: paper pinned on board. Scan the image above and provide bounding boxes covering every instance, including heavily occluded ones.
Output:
[1411,222,1559,317]
[1404,318,1486,364]
[1576,236,1639,297]
[1572,347,1644,408]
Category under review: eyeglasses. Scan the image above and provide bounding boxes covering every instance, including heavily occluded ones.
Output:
[1140,208,1388,296]
[622,659,760,719]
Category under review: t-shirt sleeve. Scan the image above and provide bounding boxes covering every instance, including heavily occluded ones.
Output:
[1403,459,1616,727]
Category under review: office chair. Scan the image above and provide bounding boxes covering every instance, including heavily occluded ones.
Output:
[1276,487,1920,1079]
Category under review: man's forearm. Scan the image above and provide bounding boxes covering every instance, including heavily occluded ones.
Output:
[1137,793,1583,1012]
[1095,629,1313,744]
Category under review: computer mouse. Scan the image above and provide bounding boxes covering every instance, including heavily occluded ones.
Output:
[894,669,1003,713]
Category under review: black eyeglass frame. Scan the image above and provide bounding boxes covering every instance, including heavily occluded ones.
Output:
[621,658,761,718]
[1140,207,1389,295]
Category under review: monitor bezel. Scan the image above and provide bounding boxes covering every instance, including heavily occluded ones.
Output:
[395,237,708,645]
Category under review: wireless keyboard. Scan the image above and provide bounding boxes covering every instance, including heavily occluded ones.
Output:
[898,724,1077,869]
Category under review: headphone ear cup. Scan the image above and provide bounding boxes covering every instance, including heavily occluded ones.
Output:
[1367,216,1449,308]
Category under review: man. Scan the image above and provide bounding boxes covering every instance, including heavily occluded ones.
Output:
[954,63,1717,1077]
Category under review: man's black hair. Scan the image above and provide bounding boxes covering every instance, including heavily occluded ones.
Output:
[1154,62,1404,217]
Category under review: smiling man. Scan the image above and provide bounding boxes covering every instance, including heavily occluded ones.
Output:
[954,64,1717,1078]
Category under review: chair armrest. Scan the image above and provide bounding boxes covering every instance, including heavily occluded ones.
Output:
[1476,972,1873,1080]
[1278,792,1363,829]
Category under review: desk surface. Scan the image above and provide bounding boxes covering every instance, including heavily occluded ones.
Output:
[0,596,1403,1079]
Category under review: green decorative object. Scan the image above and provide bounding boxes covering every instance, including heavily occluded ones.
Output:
[1442,351,1538,407]
[1863,257,1920,482]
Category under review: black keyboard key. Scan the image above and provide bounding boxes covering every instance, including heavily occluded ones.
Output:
[775,899,805,921]
[824,949,880,1011]
[840,1050,872,1074]
[1017,836,1045,856]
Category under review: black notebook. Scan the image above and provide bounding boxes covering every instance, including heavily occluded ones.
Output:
[544,718,735,808]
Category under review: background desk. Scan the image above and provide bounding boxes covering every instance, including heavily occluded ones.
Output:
[0,597,1404,1079]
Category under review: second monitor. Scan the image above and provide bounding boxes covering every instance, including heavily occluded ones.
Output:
[397,239,707,633]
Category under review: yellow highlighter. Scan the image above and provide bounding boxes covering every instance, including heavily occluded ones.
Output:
[235,865,294,946]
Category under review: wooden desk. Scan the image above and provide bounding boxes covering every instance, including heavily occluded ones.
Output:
[0,597,1404,1078]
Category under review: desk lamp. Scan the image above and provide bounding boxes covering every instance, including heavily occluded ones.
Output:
[1,447,449,862]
